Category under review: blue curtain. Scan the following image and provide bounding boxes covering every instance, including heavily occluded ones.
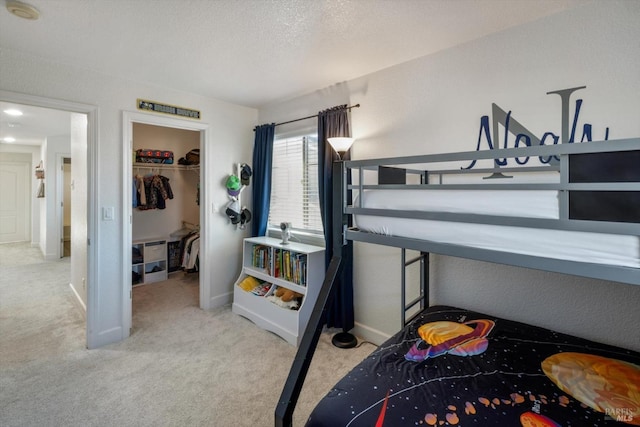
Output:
[251,123,275,237]
[318,105,354,331]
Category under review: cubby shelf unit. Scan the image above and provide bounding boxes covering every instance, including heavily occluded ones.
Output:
[232,236,325,346]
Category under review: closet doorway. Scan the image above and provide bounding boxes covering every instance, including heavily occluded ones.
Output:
[122,111,210,336]
[58,156,72,258]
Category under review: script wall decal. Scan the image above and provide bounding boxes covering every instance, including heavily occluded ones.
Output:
[464,86,611,169]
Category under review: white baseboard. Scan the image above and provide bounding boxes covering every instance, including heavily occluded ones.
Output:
[209,291,232,309]
[88,326,124,349]
[69,283,86,316]
[351,321,391,347]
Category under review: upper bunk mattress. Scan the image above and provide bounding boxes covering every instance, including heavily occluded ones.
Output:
[353,190,640,268]
[306,305,640,427]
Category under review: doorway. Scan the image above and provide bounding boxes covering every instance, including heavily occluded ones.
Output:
[59,156,71,258]
[0,90,97,348]
[122,111,210,336]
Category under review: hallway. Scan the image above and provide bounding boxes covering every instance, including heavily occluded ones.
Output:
[0,242,83,361]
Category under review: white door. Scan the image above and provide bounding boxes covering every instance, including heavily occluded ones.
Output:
[0,162,30,243]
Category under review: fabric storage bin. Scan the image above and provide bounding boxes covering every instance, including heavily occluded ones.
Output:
[145,240,166,262]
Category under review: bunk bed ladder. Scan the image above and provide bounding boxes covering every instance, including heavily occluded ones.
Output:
[399,168,430,326]
[401,249,430,327]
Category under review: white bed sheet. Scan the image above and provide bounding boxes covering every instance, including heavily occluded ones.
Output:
[353,190,640,268]
[356,190,559,218]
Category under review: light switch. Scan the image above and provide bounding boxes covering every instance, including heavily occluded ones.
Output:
[102,206,114,221]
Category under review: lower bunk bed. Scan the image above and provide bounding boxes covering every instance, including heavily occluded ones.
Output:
[306,305,640,426]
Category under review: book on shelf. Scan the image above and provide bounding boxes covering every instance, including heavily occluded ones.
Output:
[274,248,281,278]
[274,249,308,287]
[251,244,271,274]
[251,282,272,296]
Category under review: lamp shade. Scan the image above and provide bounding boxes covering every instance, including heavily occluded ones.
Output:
[327,137,355,156]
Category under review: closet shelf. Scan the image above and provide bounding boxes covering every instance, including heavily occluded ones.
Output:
[133,162,199,172]
[132,238,168,286]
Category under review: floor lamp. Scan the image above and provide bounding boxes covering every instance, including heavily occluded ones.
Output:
[328,137,358,349]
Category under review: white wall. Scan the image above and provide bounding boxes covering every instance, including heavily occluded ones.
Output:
[39,135,71,260]
[0,47,256,348]
[259,0,640,351]
[70,113,88,307]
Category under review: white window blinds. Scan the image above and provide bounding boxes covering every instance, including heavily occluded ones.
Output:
[268,134,323,234]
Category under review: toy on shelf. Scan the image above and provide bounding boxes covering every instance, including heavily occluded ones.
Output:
[238,275,260,292]
[266,286,302,310]
[275,287,302,302]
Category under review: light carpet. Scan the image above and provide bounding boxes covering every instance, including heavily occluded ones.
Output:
[0,242,375,427]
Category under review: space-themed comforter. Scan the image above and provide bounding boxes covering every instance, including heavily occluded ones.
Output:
[306,305,640,426]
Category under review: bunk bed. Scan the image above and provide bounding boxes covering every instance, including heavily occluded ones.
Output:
[275,138,640,427]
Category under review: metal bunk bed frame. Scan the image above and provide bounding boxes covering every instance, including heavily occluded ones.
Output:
[275,137,640,426]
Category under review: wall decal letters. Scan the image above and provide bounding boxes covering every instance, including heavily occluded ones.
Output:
[464,86,611,169]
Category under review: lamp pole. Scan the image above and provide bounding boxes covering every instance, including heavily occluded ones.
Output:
[330,156,357,349]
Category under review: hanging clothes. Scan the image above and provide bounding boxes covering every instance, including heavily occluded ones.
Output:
[184,236,199,271]
[136,174,174,210]
[179,230,200,273]
[160,176,174,200]
[132,178,138,208]
[136,175,147,206]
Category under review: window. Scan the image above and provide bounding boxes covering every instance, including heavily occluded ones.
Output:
[268,134,323,235]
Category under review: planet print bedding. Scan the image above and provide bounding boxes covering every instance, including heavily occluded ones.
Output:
[305,305,640,426]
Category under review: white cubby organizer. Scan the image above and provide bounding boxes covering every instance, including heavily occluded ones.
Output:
[132,238,168,286]
[232,236,325,346]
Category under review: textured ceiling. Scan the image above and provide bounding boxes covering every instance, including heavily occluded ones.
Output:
[0,0,590,110]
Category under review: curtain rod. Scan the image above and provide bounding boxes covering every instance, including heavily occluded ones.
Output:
[254,104,361,130]
[275,103,360,127]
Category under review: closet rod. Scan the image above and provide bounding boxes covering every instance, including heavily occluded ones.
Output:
[133,164,198,171]
[254,103,360,130]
